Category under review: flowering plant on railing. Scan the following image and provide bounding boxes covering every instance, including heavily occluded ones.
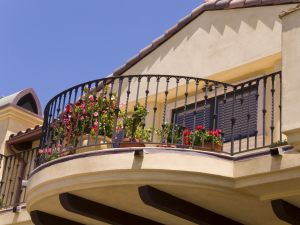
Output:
[52,86,118,146]
[37,145,69,163]
[184,125,223,149]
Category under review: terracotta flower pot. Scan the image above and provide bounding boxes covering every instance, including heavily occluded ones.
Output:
[119,138,145,148]
[194,143,222,152]
[157,144,177,148]
[81,135,112,146]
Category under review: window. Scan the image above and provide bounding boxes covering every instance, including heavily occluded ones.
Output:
[172,85,258,142]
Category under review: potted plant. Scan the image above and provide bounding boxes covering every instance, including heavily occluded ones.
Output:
[156,123,184,148]
[52,86,117,148]
[119,104,151,147]
[188,125,223,152]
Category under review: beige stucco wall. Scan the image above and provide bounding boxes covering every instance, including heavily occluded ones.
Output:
[0,106,43,156]
[24,147,300,225]
[121,5,295,79]
[112,5,296,148]
[0,209,33,225]
[116,5,296,109]
[281,6,300,150]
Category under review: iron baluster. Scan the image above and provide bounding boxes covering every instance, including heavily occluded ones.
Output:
[171,78,180,145]
[230,87,237,155]
[262,77,267,147]
[161,77,170,144]
[191,79,200,148]
[271,75,275,145]
[151,77,160,142]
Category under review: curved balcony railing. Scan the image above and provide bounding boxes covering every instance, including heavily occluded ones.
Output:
[38,72,283,165]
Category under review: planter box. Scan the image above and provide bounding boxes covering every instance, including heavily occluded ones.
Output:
[194,143,222,152]
[157,144,177,148]
[76,135,113,154]
[119,138,145,148]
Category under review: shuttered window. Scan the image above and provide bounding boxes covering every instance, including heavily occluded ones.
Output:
[172,86,258,142]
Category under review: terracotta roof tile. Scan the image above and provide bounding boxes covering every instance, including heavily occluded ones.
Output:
[112,0,300,77]
[228,0,246,8]
[216,0,232,9]
[9,125,42,139]
[260,0,274,5]
[245,0,262,7]
[202,1,217,10]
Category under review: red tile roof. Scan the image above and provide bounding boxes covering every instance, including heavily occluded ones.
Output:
[7,125,42,148]
[112,0,300,77]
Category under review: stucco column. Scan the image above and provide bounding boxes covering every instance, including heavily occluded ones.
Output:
[280,5,300,150]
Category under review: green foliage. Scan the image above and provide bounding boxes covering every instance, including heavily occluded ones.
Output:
[0,198,3,209]
[124,104,151,142]
[270,139,288,148]
[156,123,184,144]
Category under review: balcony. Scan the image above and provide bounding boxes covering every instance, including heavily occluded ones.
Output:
[1,72,292,225]
[39,72,283,159]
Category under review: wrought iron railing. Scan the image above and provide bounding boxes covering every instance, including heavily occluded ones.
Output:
[0,72,283,210]
[38,72,282,163]
[0,148,38,210]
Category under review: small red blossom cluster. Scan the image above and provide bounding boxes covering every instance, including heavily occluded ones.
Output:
[183,128,191,145]
[196,125,204,131]
[208,129,222,137]
[182,124,223,147]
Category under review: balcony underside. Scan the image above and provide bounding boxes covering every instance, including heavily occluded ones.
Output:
[26,147,300,225]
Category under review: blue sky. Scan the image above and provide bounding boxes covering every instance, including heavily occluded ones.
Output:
[0,0,201,109]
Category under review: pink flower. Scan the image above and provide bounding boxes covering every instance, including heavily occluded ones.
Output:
[88,95,94,101]
[46,148,52,155]
[80,104,85,110]
[38,149,44,155]
[93,112,99,117]
[57,144,62,148]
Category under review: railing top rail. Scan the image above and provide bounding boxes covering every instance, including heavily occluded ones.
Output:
[44,74,236,110]
[44,72,282,110]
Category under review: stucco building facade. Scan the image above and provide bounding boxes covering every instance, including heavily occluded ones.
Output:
[1,2,300,225]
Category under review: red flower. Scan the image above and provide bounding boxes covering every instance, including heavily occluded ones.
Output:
[65,104,72,113]
[209,129,222,137]
[184,136,190,145]
[215,129,222,136]
[183,128,190,137]
[209,130,215,136]
[196,125,204,131]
